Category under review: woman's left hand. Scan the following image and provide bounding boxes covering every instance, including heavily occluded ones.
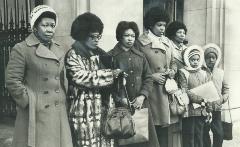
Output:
[132,95,145,109]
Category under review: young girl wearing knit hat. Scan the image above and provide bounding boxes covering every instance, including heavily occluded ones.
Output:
[202,43,229,147]
[178,45,210,147]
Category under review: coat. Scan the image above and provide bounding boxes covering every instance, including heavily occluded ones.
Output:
[6,33,73,147]
[65,41,114,147]
[108,43,160,147]
[136,32,178,126]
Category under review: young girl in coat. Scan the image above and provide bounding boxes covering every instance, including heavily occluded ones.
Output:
[202,43,229,147]
[178,45,209,147]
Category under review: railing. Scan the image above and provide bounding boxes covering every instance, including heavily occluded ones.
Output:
[0,0,35,116]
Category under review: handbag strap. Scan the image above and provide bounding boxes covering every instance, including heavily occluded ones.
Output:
[122,76,134,113]
[227,98,232,123]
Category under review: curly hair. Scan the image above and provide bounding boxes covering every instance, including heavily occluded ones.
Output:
[144,7,170,30]
[116,21,139,41]
[165,21,187,40]
[71,12,104,41]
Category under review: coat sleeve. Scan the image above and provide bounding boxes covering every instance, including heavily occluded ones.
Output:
[6,44,29,108]
[65,49,114,88]
[222,72,230,104]
[178,70,204,104]
[138,56,153,98]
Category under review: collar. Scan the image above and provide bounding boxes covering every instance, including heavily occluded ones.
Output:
[138,31,170,50]
[25,33,60,47]
[110,42,144,57]
[72,41,108,58]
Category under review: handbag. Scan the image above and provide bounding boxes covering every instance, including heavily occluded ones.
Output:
[118,108,149,145]
[169,94,186,116]
[222,99,233,140]
[103,76,135,139]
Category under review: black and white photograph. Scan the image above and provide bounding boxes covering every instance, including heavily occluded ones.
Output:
[0,0,239,147]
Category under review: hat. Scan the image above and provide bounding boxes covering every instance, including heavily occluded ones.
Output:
[30,5,57,29]
[183,45,204,71]
[203,43,222,67]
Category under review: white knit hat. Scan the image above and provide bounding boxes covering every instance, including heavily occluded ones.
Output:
[30,5,58,29]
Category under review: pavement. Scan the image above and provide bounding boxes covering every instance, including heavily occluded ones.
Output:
[0,117,239,147]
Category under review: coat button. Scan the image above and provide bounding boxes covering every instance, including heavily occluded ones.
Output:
[130,70,133,74]
[55,89,60,93]
[129,58,131,61]
[43,91,49,94]
[157,67,161,70]
[43,77,48,81]
[55,76,59,80]
[56,62,60,66]
[155,51,159,53]
[55,101,59,106]
[131,84,134,87]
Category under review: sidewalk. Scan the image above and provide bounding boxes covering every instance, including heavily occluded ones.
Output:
[0,117,14,147]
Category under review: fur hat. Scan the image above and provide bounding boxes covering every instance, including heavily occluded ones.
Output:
[183,45,204,71]
[30,5,57,29]
[203,43,222,67]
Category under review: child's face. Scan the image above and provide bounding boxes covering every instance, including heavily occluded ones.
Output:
[189,54,200,68]
[205,52,217,69]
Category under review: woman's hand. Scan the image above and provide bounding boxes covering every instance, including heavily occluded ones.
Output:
[112,69,123,78]
[152,73,166,85]
[132,95,145,109]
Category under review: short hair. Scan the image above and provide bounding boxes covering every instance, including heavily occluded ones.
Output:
[144,7,170,30]
[34,11,56,28]
[71,12,104,41]
[116,21,139,41]
[165,21,187,40]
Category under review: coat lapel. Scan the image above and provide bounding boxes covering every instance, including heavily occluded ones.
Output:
[36,43,59,61]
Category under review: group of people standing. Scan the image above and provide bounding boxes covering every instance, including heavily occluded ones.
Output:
[5,4,229,147]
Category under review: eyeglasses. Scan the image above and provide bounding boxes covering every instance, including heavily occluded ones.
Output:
[89,34,102,40]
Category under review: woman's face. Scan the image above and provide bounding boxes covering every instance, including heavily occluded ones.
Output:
[35,17,56,42]
[174,29,186,43]
[85,32,102,49]
[189,54,200,68]
[121,29,135,49]
[150,21,166,37]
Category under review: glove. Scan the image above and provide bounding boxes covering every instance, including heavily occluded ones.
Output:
[212,99,223,111]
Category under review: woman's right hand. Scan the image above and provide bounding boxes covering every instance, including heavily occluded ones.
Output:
[152,73,166,85]
[112,69,123,78]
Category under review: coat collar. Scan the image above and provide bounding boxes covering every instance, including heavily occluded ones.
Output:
[138,31,170,50]
[110,42,144,57]
[25,33,64,61]
[72,41,108,58]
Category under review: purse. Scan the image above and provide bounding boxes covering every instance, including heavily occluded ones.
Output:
[118,108,149,145]
[103,76,135,139]
[222,99,233,140]
[169,94,186,116]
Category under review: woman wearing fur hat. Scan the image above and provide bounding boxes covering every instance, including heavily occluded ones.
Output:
[65,12,121,147]
[135,7,180,147]
[202,43,229,147]
[166,21,188,69]
[178,45,210,147]
[6,5,73,147]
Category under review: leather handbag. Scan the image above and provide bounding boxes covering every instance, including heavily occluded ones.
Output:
[103,75,135,139]
[222,99,233,140]
[118,108,149,145]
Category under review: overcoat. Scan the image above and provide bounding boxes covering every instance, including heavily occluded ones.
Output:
[6,33,73,147]
[136,32,178,126]
[108,43,160,147]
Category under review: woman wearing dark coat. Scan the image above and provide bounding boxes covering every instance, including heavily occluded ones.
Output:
[108,21,160,147]
[136,7,181,147]
[6,5,73,147]
[65,12,121,147]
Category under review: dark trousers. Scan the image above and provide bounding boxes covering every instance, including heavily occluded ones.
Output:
[203,111,223,147]
[155,126,168,147]
[182,116,205,147]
